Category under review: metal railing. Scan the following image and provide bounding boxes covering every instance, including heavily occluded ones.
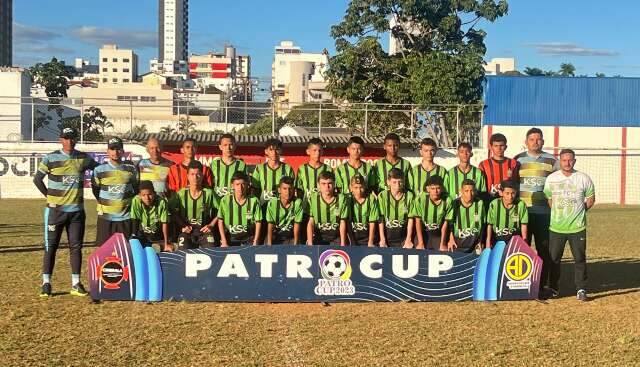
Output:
[0,96,484,147]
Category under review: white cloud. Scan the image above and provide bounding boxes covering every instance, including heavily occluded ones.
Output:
[528,42,619,57]
[13,22,60,43]
[69,26,156,49]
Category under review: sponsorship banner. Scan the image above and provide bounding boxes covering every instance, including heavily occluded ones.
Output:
[88,234,541,302]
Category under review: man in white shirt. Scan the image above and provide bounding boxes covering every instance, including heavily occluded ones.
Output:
[543,149,595,302]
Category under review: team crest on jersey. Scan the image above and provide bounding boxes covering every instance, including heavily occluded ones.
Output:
[314,249,355,296]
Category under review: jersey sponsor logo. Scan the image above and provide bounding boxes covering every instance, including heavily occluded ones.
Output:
[215,186,230,197]
[352,222,367,231]
[317,222,339,231]
[279,223,293,232]
[262,191,276,201]
[189,218,203,226]
[107,184,127,194]
[458,227,479,239]
[522,177,546,187]
[385,219,405,229]
[495,227,517,236]
[424,223,440,231]
[62,175,81,185]
[229,224,248,234]
[47,224,57,232]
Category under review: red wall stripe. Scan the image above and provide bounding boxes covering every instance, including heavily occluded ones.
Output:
[486,124,493,158]
[553,126,560,157]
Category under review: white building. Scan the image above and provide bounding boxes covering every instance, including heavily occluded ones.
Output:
[189,45,252,100]
[271,41,329,110]
[0,67,32,141]
[153,0,189,75]
[484,58,516,75]
[99,44,139,85]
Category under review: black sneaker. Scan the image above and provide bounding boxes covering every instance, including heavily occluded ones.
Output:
[539,286,559,300]
[70,283,88,297]
[40,283,52,298]
[576,289,588,302]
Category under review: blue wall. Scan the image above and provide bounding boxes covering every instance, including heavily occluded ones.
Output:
[483,76,640,127]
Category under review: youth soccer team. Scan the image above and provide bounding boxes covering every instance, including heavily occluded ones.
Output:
[36,126,594,300]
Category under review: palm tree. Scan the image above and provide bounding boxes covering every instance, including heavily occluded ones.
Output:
[160,125,175,134]
[559,63,576,77]
[177,118,197,133]
[131,124,148,134]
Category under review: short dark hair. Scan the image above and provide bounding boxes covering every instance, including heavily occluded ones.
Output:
[457,142,473,151]
[387,168,404,180]
[307,137,323,148]
[139,180,155,193]
[231,171,249,183]
[501,180,518,191]
[187,160,203,171]
[348,136,365,148]
[182,137,196,147]
[219,134,236,144]
[318,170,335,183]
[420,138,438,149]
[350,174,367,186]
[489,133,507,145]
[264,138,283,149]
[559,148,575,158]
[526,127,543,138]
[279,176,295,187]
[425,175,444,189]
[461,179,476,188]
[384,133,400,144]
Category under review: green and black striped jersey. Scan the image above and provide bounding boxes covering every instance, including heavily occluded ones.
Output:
[169,188,219,226]
[487,198,528,240]
[251,162,295,202]
[445,165,487,198]
[306,193,350,240]
[335,160,374,194]
[130,196,169,234]
[218,195,263,238]
[348,194,380,232]
[295,162,331,200]
[411,164,448,195]
[266,198,304,232]
[446,198,486,239]
[210,157,247,198]
[372,157,413,193]
[410,193,452,232]
[378,190,415,229]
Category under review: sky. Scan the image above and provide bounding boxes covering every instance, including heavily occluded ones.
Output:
[11,0,640,84]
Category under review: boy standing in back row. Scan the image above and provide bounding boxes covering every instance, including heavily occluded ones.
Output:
[411,138,448,196]
[335,136,374,194]
[445,142,487,199]
[296,138,331,201]
[479,133,519,199]
[372,133,413,193]
[211,134,246,200]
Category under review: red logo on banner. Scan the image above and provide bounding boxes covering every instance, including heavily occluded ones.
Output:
[99,253,130,290]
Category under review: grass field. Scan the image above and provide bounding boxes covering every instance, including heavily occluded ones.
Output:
[0,199,639,366]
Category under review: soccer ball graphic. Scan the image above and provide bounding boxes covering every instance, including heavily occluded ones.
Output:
[322,254,347,279]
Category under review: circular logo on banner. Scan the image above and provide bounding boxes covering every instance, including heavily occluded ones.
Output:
[319,249,352,280]
[100,257,125,288]
[505,253,532,281]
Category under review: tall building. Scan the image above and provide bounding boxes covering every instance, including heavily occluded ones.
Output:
[271,41,329,110]
[484,58,516,75]
[189,45,252,100]
[154,0,189,75]
[0,0,12,67]
[99,44,139,85]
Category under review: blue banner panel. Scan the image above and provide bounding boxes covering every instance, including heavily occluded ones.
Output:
[87,235,541,302]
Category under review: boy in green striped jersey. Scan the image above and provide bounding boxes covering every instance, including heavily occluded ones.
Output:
[446,179,486,253]
[251,138,295,203]
[445,142,487,199]
[131,180,170,251]
[169,161,220,249]
[218,171,263,246]
[347,175,379,246]
[305,171,349,246]
[486,180,528,248]
[211,134,246,199]
[372,133,413,193]
[411,138,448,196]
[296,138,331,200]
[335,136,374,194]
[266,176,304,245]
[411,175,452,251]
[378,168,415,248]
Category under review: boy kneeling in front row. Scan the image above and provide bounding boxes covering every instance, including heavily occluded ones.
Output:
[266,176,304,245]
[486,180,528,248]
[446,179,486,253]
[169,160,219,249]
[218,171,263,246]
[411,175,452,251]
[306,171,349,246]
[131,180,171,251]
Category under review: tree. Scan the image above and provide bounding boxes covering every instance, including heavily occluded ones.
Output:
[595,73,606,78]
[29,57,73,133]
[160,125,176,134]
[177,118,197,134]
[524,67,544,76]
[237,116,286,136]
[131,124,148,134]
[326,0,508,145]
[57,107,112,141]
[559,63,576,77]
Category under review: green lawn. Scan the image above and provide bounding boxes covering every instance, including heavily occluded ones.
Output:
[0,200,639,366]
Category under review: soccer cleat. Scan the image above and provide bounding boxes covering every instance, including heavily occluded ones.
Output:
[40,283,52,298]
[70,283,88,297]
[576,289,588,302]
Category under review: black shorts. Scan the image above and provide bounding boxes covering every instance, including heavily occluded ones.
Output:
[272,230,295,245]
[45,207,86,248]
[454,235,480,253]
[385,227,407,247]
[424,230,442,250]
[178,225,216,249]
[96,217,132,246]
[350,229,369,246]
[314,229,340,246]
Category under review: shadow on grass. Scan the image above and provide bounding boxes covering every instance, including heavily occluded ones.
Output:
[0,241,99,253]
[558,258,640,299]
